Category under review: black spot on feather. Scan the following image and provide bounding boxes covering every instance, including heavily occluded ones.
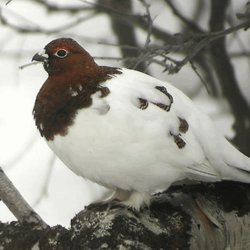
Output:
[155,86,173,111]
[170,132,186,149]
[138,98,149,110]
[178,117,189,133]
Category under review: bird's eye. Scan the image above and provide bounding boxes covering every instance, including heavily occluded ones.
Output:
[54,49,68,58]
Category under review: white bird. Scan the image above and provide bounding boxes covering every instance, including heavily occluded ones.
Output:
[32,38,250,210]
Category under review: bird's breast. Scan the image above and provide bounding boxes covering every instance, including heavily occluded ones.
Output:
[46,93,187,191]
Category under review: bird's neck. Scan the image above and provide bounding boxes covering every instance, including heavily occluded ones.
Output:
[33,66,122,141]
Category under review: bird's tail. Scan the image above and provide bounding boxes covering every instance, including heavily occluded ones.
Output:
[221,138,250,183]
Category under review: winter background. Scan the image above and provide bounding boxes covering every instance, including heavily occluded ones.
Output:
[0,0,249,226]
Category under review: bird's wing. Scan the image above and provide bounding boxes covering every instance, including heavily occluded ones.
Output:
[103,68,222,182]
[185,161,221,181]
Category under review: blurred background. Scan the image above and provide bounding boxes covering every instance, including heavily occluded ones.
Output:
[0,0,249,226]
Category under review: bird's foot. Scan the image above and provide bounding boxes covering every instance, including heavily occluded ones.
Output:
[120,191,151,211]
[85,200,110,210]
[86,199,126,211]
[86,191,151,212]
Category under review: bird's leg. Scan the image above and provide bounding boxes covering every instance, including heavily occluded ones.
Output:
[102,189,132,210]
[106,190,151,211]
[87,189,131,210]
[110,189,131,201]
[121,191,151,211]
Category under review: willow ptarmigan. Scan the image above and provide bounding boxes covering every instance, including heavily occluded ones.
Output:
[32,38,250,210]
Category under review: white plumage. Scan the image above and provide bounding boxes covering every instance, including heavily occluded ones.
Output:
[46,68,250,210]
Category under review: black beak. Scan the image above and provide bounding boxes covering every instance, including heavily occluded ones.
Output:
[32,52,48,62]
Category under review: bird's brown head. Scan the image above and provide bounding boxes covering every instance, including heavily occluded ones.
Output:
[32,38,121,141]
[32,38,97,76]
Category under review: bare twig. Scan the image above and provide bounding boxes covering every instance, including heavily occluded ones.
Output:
[19,61,42,70]
[0,7,98,34]
[139,0,153,47]
[230,51,250,58]
[34,0,94,13]
[102,0,148,71]
[87,0,178,44]
[154,18,250,74]
[189,60,210,93]
[164,0,204,33]
[0,167,48,228]
[98,6,250,76]
[5,0,13,5]
[130,0,155,71]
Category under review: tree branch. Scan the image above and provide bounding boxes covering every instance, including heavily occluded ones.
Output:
[0,167,48,228]
[101,0,147,72]
[164,0,204,33]
[1,182,250,249]
[0,6,98,34]
[209,0,250,155]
